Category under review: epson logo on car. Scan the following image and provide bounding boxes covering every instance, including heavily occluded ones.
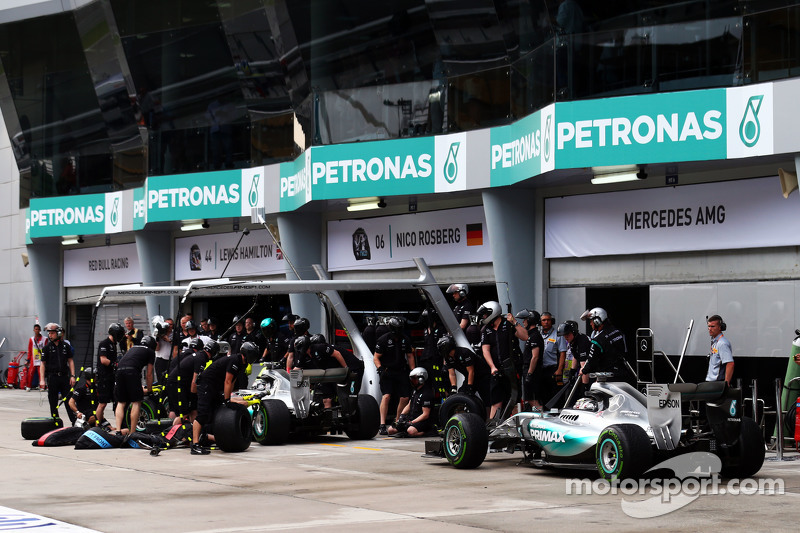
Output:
[659,399,680,409]
[531,427,566,443]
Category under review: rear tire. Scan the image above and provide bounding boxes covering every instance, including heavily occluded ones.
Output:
[21,417,64,440]
[213,403,252,452]
[438,393,485,429]
[595,424,652,481]
[345,394,380,440]
[443,413,488,469]
[722,417,765,478]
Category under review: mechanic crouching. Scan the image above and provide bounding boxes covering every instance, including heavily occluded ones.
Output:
[190,342,253,455]
[387,368,433,437]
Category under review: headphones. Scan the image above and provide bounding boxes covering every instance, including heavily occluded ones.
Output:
[707,315,726,332]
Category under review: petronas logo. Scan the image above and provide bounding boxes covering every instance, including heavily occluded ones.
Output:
[543,114,552,163]
[444,142,460,183]
[111,197,119,226]
[249,174,260,207]
[739,95,763,148]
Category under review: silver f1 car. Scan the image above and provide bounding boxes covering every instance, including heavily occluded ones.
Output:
[425,373,765,480]
[236,362,380,444]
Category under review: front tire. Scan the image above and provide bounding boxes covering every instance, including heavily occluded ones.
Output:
[596,424,652,481]
[443,413,488,469]
[345,394,380,440]
[722,417,765,478]
[256,400,291,445]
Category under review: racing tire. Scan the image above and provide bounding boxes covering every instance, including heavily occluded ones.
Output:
[144,418,174,435]
[21,417,64,440]
[722,417,765,478]
[254,400,291,445]
[443,412,488,469]
[438,393,485,429]
[213,403,252,452]
[595,424,652,481]
[124,399,156,433]
[345,394,380,440]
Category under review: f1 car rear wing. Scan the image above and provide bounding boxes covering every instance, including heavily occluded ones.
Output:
[96,258,468,401]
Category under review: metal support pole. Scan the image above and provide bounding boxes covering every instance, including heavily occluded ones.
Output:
[775,377,784,461]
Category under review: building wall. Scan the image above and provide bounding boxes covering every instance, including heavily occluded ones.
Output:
[0,106,35,362]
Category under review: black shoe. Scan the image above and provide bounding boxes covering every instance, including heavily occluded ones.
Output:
[190,444,210,455]
[378,424,388,435]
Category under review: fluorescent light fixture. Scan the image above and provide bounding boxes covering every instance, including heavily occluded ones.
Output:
[591,165,646,185]
[181,219,206,232]
[347,197,385,212]
[591,171,640,184]
[62,235,80,245]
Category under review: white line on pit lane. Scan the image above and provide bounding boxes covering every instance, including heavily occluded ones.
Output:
[0,506,102,532]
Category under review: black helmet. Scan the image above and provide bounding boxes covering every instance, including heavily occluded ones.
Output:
[437,335,456,356]
[232,315,243,326]
[294,335,310,354]
[282,313,298,323]
[515,309,541,328]
[557,320,579,337]
[309,333,326,345]
[140,335,157,350]
[189,337,204,352]
[82,367,96,381]
[387,316,404,335]
[204,339,219,358]
[419,307,438,326]
[240,341,260,364]
[293,317,310,336]
[108,323,125,342]
[260,317,276,338]
[185,320,197,331]
[206,317,216,326]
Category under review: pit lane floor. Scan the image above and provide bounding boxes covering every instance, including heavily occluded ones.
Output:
[2,388,800,533]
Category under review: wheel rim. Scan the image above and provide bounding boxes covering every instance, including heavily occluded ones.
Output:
[253,407,266,437]
[136,405,153,432]
[445,424,463,457]
[599,438,619,474]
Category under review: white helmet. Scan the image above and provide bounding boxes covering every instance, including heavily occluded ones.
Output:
[409,367,428,386]
[583,307,608,328]
[476,301,502,325]
[446,283,468,298]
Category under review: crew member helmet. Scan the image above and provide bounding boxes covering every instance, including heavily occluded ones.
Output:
[387,316,404,335]
[309,333,326,345]
[293,335,310,354]
[204,339,219,358]
[557,320,579,337]
[476,301,502,325]
[260,317,276,338]
[240,341,260,364]
[437,335,456,356]
[108,323,125,342]
[446,283,468,298]
[293,317,310,336]
[140,335,157,350]
[583,307,608,328]
[514,309,541,327]
[188,337,204,352]
[409,367,428,386]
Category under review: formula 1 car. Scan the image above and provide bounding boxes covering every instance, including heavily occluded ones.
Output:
[425,373,765,479]
[235,362,380,444]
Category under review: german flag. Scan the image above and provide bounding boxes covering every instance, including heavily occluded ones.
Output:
[466,223,483,246]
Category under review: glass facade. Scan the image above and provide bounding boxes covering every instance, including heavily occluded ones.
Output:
[1,0,800,207]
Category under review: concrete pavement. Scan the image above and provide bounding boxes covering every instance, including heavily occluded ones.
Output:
[2,388,800,532]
